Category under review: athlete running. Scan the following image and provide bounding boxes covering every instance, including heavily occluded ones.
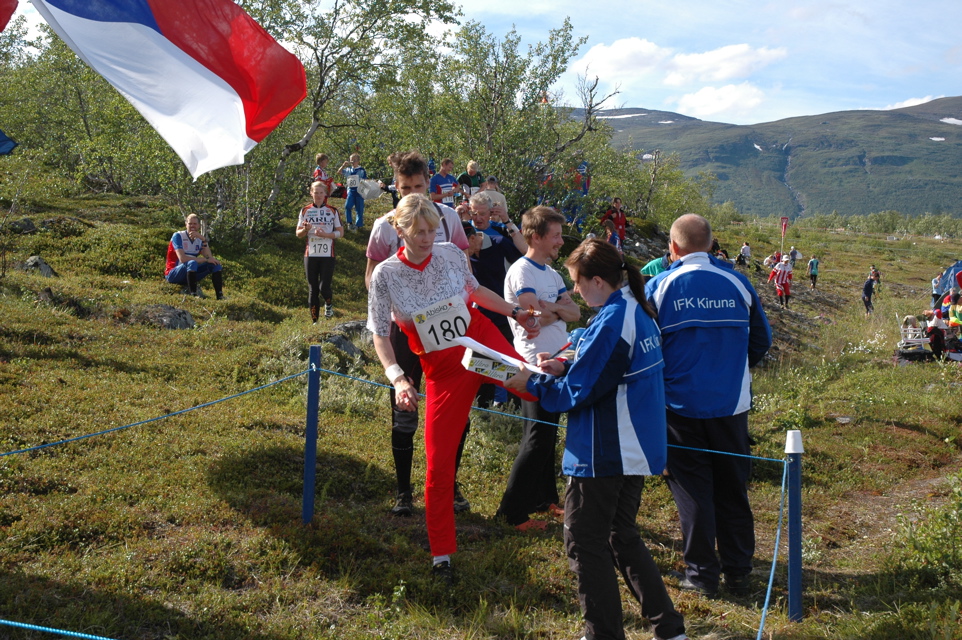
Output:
[367,193,540,584]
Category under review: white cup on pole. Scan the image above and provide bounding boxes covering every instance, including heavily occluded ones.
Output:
[785,429,804,454]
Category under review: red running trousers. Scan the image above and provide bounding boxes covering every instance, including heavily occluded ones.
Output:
[406,308,535,557]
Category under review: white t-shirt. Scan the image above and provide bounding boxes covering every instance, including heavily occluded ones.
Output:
[368,242,479,353]
[504,256,570,362]
[366,202,468,262]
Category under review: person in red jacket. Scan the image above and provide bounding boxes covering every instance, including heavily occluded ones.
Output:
[599,197,628,242]
[768,255,794,307]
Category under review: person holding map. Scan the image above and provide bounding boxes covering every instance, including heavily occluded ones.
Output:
[367,193,540,585]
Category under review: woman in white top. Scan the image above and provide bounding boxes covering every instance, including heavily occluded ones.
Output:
[367,194,540,583]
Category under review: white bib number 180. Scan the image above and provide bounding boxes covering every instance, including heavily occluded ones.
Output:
[413,295,471,352]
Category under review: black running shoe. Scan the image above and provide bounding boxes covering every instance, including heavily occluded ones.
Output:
[390,491,413,517]
[432,560,454,586]
[453,484,470,513]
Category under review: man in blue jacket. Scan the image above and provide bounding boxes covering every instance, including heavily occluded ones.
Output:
[645,213,772,598]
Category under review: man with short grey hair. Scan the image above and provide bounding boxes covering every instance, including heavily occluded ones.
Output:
[468,191,527,408]
[645,213,772,598]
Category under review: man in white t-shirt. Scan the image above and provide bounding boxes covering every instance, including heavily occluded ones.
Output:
[496,206,581,530]
[364,151,471,518]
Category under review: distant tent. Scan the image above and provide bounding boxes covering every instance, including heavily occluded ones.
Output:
[0,128,16,155]
[936,260,962,298]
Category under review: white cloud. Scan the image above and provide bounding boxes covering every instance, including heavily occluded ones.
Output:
[572,38,673,84]
[572,39,786,93]
[882,96,942,110]
[672,83,766,119]
[664,44,787,86]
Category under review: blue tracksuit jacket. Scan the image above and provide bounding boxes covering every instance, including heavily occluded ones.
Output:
[645,252,772,419]
[527,286,667,478]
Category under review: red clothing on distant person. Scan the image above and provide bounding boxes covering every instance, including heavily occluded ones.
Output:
[768,262,793,296]
[599,207,628,241]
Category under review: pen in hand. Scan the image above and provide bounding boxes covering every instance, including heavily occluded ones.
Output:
[547,341,573,361]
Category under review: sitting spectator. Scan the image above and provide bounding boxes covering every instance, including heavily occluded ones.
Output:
[940,288,957,321]
[924,309,946,358]
[949,293,962,335]
[164,213,224,299]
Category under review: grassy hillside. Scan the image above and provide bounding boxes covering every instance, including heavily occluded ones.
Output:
[1,196,962,639]
[603,97,962,218]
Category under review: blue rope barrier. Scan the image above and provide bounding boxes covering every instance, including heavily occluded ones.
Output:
[314,366,785,464]
[667,443,785,464]
[0,369,310,459]
[0,618,119,640]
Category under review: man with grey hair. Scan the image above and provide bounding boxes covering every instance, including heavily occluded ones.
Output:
[470,191,527,252]
[645,213,772,598]
[469,191,527,408]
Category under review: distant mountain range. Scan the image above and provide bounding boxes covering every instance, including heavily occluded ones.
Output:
[594,96,962,218]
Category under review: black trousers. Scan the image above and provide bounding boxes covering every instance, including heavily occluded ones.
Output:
[495,400,560,525]
[565,475,686,640]
[304,255,335,308]
[665,410,754,591]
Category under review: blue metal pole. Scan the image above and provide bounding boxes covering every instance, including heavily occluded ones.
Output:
[302,345,321,524]
[785,429,804,621]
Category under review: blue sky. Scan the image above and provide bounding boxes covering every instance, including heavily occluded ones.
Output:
[14,0,962,126]
[457,0,962,125]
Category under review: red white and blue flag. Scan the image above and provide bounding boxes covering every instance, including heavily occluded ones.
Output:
[31,0,306,178]
[0,1,17,32]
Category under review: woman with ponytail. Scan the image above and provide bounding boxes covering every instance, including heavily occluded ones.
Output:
[506,238,687,640]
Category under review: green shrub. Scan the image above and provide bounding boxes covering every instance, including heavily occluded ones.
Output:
[890,473,962,590]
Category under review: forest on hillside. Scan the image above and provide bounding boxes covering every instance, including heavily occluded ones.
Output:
[0,2,722,242]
